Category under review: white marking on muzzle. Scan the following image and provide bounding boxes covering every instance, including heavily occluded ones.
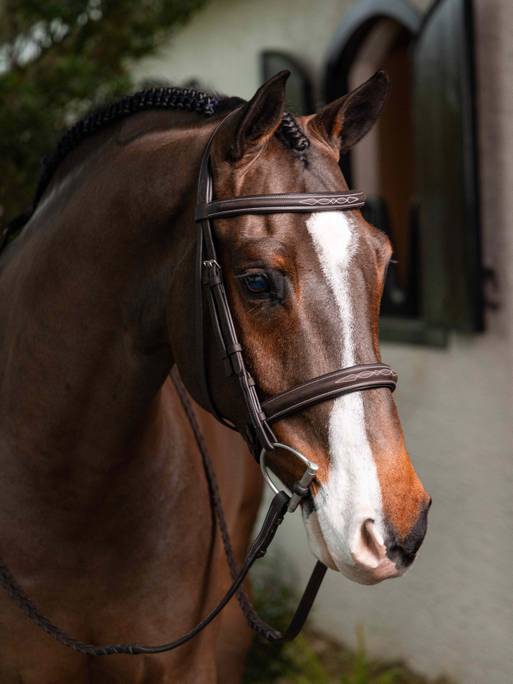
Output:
[305,212,385,573]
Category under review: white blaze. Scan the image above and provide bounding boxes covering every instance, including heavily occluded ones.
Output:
[304,211,385,573]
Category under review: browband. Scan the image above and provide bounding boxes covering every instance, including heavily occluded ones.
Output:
[196,191,366,220]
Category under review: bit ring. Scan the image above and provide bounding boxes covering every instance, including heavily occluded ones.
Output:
[259,442,318,512]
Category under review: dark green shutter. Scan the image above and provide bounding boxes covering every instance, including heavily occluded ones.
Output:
[413,0,483,332]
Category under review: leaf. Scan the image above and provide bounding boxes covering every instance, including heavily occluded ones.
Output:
[0,0,208,231]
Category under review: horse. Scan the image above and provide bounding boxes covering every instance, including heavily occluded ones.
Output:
[0,70,430,683]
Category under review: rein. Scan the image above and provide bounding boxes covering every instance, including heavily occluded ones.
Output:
[0,108,398,656]
[0,369,325,655]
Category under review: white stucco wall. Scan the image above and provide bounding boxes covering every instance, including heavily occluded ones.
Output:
[136,1,513,682]
[136,0,433,100]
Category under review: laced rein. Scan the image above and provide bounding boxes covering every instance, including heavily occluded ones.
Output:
[0,369,324,655]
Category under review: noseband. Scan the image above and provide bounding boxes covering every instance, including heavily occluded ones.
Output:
[0,109,398,658]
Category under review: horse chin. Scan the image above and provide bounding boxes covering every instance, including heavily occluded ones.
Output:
[302,505,339,570]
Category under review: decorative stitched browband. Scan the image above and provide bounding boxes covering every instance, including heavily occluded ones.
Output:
[196,191,366,220]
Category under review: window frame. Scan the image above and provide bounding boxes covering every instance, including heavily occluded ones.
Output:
[322,0,483,346]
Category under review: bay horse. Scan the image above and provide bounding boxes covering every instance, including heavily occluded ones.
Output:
[0,71,430,683]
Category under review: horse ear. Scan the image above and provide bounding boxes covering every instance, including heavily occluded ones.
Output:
[229,70,289,161]
[311,71,390,155]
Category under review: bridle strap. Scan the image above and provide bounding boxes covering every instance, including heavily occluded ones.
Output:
[194,110,396,454]
[262,363,398,423]
[195,110,277,450]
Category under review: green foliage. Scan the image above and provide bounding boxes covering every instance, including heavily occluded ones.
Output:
[0,0,208,229]
[340,627,402,684]
[243,559,331,684]
[244,558,458,684]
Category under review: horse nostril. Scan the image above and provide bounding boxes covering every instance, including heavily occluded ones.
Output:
[386,541,417,568]
[352,519,387,569]
[387,504,429,568]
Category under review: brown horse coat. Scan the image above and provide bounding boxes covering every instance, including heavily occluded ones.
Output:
[0,72,429,682]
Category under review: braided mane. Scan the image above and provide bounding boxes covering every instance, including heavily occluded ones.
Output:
[34,87,224,209]
[1,85,310,251]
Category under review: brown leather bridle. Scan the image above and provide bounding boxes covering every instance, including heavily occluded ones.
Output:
[195,109,397,488]
[0,109,398,657]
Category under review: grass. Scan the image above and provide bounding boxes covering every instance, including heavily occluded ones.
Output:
[243,559,456,684]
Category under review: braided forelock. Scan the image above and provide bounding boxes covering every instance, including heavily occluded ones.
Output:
[276,111,310,162]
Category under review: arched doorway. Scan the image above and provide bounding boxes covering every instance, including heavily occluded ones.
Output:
[323,0,483,341]
[325,1,422,319]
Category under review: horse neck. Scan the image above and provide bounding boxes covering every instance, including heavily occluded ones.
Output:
[0,117,206,527]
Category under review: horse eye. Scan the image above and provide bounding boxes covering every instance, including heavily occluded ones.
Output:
[242,273,271,295]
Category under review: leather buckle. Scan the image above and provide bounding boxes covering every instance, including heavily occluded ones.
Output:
[225,343,243,374]
[202,259,222,287]
[222,343,242,377]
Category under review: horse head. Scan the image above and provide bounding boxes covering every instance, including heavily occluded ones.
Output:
[173,71,430,585]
